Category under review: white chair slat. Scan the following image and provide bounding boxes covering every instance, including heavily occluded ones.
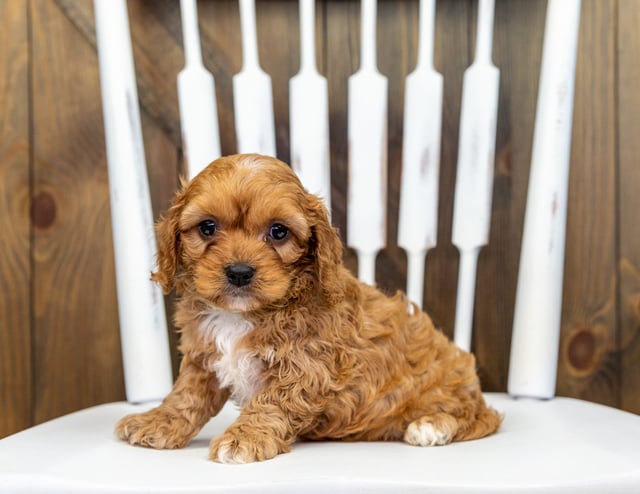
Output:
[234,0,276,156]
[177,0,221,180]
[509,0,582,399]
[347,0,388,285]
[93,0,172,404]
[451,0,500,352]
[397,0,442,308]
[289,0,331,208]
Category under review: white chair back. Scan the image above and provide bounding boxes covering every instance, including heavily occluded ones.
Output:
[96,0,580,403]
[2,2,640,493]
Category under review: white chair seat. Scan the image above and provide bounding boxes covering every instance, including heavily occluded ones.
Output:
[1,393,639,493]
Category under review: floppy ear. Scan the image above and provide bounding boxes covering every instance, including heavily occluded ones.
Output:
[151,191,184,294]
[308,195,345,306]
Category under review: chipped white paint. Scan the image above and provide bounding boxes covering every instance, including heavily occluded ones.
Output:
[94,0,173,404]
[347,0,388,285]
[508,0,582,400]
[178,0,221,180]
[234,0,276,155]
[290,0,331,210]
[451,0,500,352]
[398,0,442,308]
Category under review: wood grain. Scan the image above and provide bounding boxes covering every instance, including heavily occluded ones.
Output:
[376,0,411,294]
[324,0,359,277]
[256,1,300,162]
[617,0,640,414]
[54,0,185,147]
[472,0,546,391]
[555,0,618,407]
[0,0,32,437]
[421,0,470,340]
[30,0,124,423]
[139,108,182,377]
[196,0,243,156]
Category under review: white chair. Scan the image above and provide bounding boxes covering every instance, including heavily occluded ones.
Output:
[2,1,639,493]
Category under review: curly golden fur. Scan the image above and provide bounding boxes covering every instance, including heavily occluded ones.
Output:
[116,154,501,463]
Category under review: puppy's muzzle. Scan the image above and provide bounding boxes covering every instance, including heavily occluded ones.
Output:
[225,263,256,287]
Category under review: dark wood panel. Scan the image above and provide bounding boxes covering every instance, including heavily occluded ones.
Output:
[197,0,243,156]
[0,0,32,438]
[46,0,186,388]
[618,0,640,415]
[30,0,124,423]
[257,1,300,162]
[139,107,183,377]
[324,0,359,277]
[556,0,618,406]
[421,0,470,340]
[473,0,546,391]
[55,0,185,148]
[376,0,416,297]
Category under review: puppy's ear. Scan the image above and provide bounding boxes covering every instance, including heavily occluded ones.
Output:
[152,191,184,294]
[308,196,344,306]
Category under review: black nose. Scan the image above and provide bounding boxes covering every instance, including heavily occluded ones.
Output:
[225,263,255,287]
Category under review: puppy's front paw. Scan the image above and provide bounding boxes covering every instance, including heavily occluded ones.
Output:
[209,428,289,464]
[116,408,195,449]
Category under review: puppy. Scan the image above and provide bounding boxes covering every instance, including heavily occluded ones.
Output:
[116,153,501,463]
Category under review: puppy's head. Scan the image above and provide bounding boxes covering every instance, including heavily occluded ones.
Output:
[153,154,343,312]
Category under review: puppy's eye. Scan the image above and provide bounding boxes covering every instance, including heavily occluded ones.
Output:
[269,223,289,241]
[198,219,217,238]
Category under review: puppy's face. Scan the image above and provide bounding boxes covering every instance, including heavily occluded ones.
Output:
[154,154,342,312]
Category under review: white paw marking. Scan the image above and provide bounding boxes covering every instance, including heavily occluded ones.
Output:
[404,420,454,447]
[214,441,255,464]
[215,443,242,464]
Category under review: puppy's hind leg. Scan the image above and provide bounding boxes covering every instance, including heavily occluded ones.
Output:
[403,403,502,447]
[403,412,459,447]
[456,402,503,442]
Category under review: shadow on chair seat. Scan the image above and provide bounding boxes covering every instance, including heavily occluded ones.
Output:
[1,393,639,493]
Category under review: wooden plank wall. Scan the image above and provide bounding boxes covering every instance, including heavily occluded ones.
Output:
[0,0,32,437]
[1,0,639,438]
[618,0,640,413]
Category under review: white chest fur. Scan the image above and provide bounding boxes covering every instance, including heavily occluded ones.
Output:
[198,309,263,407]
